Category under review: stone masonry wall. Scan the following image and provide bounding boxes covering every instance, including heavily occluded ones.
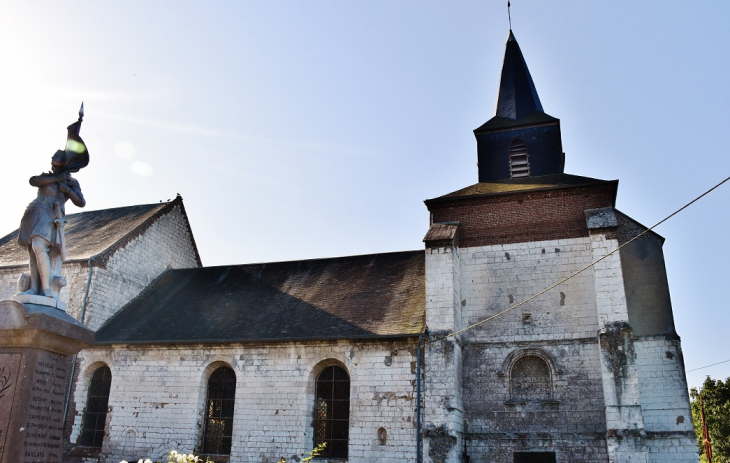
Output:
[424,243,464,463]
[82,204,199,331]
[635,337,698,462]
[70,339,419,463]
[0,262,89,317]
[0,204,199,330]
[458,238,609,462]
[460,238,599,343]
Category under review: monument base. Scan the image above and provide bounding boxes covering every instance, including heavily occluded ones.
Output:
[0,299,94,463]
[12,294,67,311]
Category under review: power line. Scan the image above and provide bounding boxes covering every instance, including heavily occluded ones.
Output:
[420,174,730,347]
[687,359,730,373]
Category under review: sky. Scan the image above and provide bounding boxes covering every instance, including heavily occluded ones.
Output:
[0,1,728,391]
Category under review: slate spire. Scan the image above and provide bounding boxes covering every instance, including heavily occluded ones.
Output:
[474,30,564,182]
[494,30,543,120]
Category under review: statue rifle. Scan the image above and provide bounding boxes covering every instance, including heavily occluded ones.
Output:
[54,203,67,261]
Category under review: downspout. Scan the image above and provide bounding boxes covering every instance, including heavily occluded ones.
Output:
[62,257,94,436]
[416,334,423,463]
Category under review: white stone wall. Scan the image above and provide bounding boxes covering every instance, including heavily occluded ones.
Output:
[82,205,199,330]
[0,262,89,317]
[425,245,461,333]
[1,204,199,331]
[0,266,25,300]
[590,231,649,462]
[451,234,697,462]
[635,337,698,462]
[424,244,464,463]
[459,238,599,342]
[457,238,610,462]
[71,340,419,463]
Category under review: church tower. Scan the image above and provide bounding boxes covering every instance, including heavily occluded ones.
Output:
[421,30,698,463]
[475,31,564,182]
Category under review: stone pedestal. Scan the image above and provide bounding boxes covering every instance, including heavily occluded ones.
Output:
[0,299,94,463]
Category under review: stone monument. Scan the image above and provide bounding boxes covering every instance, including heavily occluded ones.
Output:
[0,105,94,463]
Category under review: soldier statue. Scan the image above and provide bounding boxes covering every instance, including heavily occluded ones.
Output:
[16,104,89,301]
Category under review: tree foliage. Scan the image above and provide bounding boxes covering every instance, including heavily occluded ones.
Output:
[691,376,730,462]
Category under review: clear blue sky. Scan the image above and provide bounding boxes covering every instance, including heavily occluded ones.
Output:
[1,1,728,390]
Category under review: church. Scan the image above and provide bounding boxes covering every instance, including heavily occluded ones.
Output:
[0,30,698,463]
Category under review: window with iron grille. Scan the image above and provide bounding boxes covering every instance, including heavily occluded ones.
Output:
[202,366,236,455]
[79,366,112,447]
[314,365,350,458]
[509,138,530,178]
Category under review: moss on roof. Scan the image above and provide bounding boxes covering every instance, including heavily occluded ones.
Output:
[95,250,426,344]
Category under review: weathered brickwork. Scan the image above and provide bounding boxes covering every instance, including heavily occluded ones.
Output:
[82,204,200,330]
[427,184,617,248]
[70,340,420,463]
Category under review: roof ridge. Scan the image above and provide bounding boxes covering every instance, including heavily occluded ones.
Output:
[90,196,192,267]
[189,249,424,270]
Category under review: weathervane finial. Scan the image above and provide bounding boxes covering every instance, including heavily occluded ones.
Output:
[507,1,512,31]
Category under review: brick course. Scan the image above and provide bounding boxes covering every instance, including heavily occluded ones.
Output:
[427,184,617,248]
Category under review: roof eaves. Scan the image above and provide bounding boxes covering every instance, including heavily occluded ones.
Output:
[425,179,619,206]
[92,332,426,346]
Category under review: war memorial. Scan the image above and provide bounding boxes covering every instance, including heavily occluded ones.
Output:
[0,30,699,463]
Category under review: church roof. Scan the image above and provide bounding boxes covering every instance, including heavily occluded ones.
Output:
[94,250,425,344]
[493,30,543,121]
[474,109,558,133]
[426,174,615,203]
[0,196,201,268]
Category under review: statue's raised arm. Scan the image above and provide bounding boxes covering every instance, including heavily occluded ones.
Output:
[15,104,89,308]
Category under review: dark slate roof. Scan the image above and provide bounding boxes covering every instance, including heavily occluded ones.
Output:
[0,197,201,268]
[494,30,543,120]
[426,174,615,203]
[95,250,426,344]
[474,110,558,133]
[423,223,458,243]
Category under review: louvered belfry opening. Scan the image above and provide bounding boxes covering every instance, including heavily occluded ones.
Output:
[509,138,530,178]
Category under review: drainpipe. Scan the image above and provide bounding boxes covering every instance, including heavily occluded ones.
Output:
[62,257,94,436]
[416,334,423,463]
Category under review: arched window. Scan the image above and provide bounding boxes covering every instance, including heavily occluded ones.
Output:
[79,366,112,447]
[314,365,350,458]
[509,138,530,178]
[202,366,236,455]
[510,355,551,401]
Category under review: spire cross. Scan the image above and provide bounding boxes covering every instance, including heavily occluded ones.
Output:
[507,1,512,30]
